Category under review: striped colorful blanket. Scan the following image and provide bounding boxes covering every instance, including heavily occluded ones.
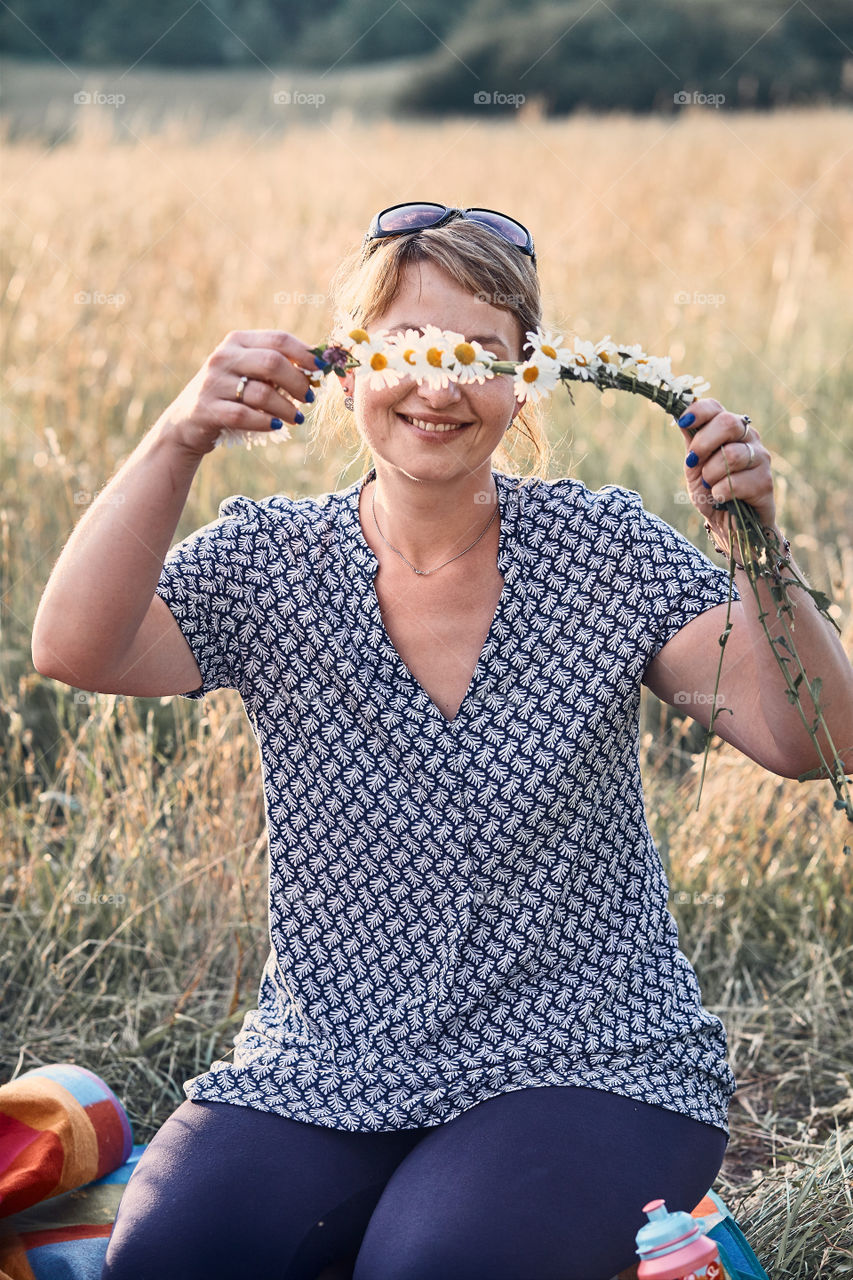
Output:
[0,1063,139,1279]
[0,1063,768,1280]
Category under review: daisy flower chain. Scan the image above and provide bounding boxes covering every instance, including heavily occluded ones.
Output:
[322,326,712,418]
[213,326,710,451]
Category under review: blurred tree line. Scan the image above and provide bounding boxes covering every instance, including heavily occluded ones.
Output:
[2,0,851,113]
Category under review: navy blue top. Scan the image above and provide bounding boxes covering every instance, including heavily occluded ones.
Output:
[155,467,740,1134]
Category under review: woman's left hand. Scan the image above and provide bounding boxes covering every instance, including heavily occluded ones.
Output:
[678,398,777,536]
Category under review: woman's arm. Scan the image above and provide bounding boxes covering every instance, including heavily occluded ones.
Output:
[644,569,853,778]
[32,425,207,695]
[642,400,853,778]
[32,329,316,696]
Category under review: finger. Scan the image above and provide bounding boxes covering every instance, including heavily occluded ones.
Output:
[682,415,760,477]
[224,346,315,405]
[675,397,723,432]
[692,439,766,489]
[211,398,295,437]
[687,461,773,523]
[228,329,319,374]
[703,475,775,531]
[220,374,306,426]
[704,465,768,505]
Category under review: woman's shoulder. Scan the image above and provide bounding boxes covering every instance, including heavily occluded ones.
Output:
[216,488,341,526]
[508,471,645,531]
[187,489,347,575]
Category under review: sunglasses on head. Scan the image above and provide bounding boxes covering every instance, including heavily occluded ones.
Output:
[363,202,536,266]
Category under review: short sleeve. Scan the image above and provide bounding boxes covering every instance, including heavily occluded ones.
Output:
[625,492,741,664]
[155,495,260,700]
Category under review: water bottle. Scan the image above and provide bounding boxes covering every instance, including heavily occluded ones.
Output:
[634,1197,731,1279]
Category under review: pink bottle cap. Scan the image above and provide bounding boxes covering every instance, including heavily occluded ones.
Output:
[636,1198,719,1279]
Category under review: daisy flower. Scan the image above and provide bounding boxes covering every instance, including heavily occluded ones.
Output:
[406,323,456,390]
[524,327,574,370]
[593,335,623,372]
[615,342,648,362]
[445,331,497,385]
[348,328,404,391]
[568,337,603,382]
[383,328,432,383]
[617,345,659,384]
[636,354,674,388]
[513,357,562,404]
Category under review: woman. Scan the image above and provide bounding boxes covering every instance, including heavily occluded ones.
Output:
[32,203,853,1280]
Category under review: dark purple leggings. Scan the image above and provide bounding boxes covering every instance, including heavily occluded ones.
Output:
[101,1085,727,1280]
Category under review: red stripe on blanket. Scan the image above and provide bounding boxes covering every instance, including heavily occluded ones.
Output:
[0,1130,64,1217]
[0,1116,44,1171]
[85,1098,130,1180]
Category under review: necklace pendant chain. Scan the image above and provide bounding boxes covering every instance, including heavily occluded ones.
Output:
[371,483,499,576]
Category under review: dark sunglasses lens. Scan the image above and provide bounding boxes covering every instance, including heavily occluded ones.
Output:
[376,203,446,233]
[465,210,530,249]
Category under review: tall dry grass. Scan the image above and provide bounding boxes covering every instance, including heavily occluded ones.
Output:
[2,103,853,1275]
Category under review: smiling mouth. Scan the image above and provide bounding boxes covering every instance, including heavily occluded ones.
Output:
[398,413,473,433]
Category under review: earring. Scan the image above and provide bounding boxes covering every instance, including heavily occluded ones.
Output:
[344,395,354,411]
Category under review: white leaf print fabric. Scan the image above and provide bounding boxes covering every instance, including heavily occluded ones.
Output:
[155,468,740,1135]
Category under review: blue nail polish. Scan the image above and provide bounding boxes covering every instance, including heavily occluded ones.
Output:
[270,417,283,431]
[685,450,699,468]
[678,412,695,428]
[294,410,305,425]
[701,478,711,489]
[313,356,325,369]
[304,387,315,403]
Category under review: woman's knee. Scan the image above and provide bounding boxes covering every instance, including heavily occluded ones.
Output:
[100,1101,224,1279]
[351,1086,728,1280]
[100,1098,426,1280]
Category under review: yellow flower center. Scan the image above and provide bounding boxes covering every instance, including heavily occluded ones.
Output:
[369,353,388,371]
[522,366,540,384]
[349,328,370,344]
[600,351,612,363]
[575,354,588,366]
[454,342,477,365]
[403,349,416,365]
[541,344,557,359]
[426,347,444,368]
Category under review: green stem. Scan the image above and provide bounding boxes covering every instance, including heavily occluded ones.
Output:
[694,568,735,812]
[708,488,852,825]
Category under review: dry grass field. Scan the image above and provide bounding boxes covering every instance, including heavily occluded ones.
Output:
[2,96,853,1275]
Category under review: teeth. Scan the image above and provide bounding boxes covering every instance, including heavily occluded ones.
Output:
[404,415,467,433]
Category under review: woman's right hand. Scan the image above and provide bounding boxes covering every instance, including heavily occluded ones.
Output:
[155,329,320,457]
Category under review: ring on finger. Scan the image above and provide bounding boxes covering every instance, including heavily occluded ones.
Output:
[739,414,751,440]
[235,375,250,403]
[744,441,756,468]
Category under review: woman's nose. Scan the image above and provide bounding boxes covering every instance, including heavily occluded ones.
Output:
[415,380,464,409]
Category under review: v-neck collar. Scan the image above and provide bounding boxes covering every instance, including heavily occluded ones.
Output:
[336,468,525,732]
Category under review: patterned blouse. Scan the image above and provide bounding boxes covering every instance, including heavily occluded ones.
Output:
[155,466,740,1136]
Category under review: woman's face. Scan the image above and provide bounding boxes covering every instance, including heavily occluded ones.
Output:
[346,259,525,485]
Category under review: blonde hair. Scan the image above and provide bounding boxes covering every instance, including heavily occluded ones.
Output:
[307,220,552,485]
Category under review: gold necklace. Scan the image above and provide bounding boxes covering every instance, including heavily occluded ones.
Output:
[370,483,499,577]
